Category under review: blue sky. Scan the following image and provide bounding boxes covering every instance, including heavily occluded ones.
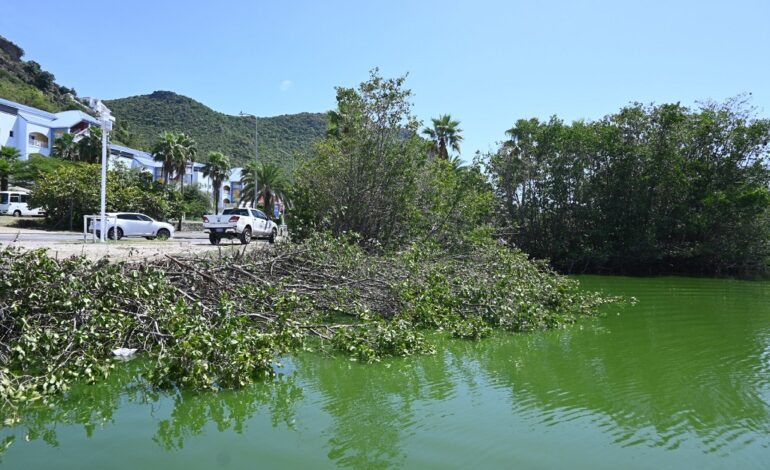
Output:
[2,0,768,157]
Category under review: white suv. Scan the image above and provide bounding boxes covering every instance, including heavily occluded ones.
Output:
[89,212,174,240]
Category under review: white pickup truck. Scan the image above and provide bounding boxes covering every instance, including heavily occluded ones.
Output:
[202,207,278,245]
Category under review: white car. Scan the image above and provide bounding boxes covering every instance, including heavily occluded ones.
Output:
[89,212,174,241]
[202,208,278,245]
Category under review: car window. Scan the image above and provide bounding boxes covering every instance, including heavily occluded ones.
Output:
[117,214,138,220]
[255,210,268,220]
[223,209,249,216]
[136,214,152,222]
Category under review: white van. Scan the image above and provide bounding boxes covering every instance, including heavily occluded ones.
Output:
[0,191,45,217]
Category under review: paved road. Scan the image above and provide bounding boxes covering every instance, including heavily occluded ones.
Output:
[0,231,212,244]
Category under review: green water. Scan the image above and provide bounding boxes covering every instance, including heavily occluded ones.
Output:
[2,276,769,469]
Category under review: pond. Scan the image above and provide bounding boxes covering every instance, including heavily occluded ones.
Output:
[1,276,769,469]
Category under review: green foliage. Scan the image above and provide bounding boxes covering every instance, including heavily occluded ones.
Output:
[0,146,21,191]
[202,151,232,214]
[0,74,59,112]
[332,319,435,363]
[484,97,770,276]
[292,70,426,248]
[423,114,463,160]
[0,233,612,414]
[110,119,145,149]
[0,35,80,112]
[29,163,173,229]
[240,161,290,218]
[11,154,73,188]
[292,70,494,250]
[178,184,211,220]
[105,91,327,169]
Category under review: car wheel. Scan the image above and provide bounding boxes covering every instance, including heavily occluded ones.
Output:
[209,233,221,245]
[107,227,124,240]
[12,210,21,217]
[268,228,277,244]
[156,228,171,240]
[239,226,252,245]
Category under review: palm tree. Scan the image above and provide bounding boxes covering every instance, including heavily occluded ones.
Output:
[172,134,196,231]
[0,146,21,191]
[202,151,231,214]
[240,161,290,218]
[77,127,103,163]
[422,114,463,160]
[53,133,78,160]
[152,131,182,184]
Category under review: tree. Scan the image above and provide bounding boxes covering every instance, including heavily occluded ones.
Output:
[0,146,21,191]
[422,114,463,160]
[172,133,196,230]
[202,151,231,214]
[76,127,103,164]
[292,69,425,247]
[53,133,77,160]
[240,161,290,219]
[484,98,770,276]
[29,163,173,230]
[152,131,182,184]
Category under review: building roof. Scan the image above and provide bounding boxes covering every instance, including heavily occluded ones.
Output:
[109,143,162,168]
[0,97,56,119]
[17,110,55,126]
[229,167,243,182]
[50,110,101,128]
[0,97,100,129]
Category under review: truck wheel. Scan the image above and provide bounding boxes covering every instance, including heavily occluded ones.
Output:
[12,210,21,217]
[209,234,221,245]
[269,228,277,244]
[239,226,252,245]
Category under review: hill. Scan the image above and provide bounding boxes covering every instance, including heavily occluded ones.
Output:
[105,91,328,168]
[0,35,87,113]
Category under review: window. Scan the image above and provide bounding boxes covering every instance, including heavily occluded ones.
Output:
[223,208,249,216]
[9,131,13,137]
[10,194,20,203]
[20,194,28,203]
[255,210,268,220]
[0,194,7,204]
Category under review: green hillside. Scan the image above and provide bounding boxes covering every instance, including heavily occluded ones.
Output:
[0,35,87,113]
[105,91,328,168]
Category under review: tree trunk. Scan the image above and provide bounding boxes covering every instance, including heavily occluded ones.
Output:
[178,177,184,231]
[0,176,7,192]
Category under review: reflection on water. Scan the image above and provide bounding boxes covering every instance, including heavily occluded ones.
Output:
[1,276,769,469]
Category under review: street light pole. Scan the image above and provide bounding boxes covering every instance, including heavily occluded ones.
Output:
[97,102,113,242]
[239,111,258,208]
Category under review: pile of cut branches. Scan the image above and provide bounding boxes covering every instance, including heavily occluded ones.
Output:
[0,234,615,415]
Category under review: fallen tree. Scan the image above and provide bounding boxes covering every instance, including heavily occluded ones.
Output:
[0,234,616,419]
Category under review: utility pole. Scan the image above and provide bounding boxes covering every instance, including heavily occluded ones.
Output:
[239,111,258,208]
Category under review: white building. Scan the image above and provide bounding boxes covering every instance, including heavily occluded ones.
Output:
[0,97,101,159]
[0,96,252,211]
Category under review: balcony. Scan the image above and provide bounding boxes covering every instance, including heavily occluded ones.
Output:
[28,132,50,149]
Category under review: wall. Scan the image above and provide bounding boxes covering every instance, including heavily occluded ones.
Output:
[0,110,17,148]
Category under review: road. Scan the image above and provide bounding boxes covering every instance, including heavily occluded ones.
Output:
[0,231,211,243]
